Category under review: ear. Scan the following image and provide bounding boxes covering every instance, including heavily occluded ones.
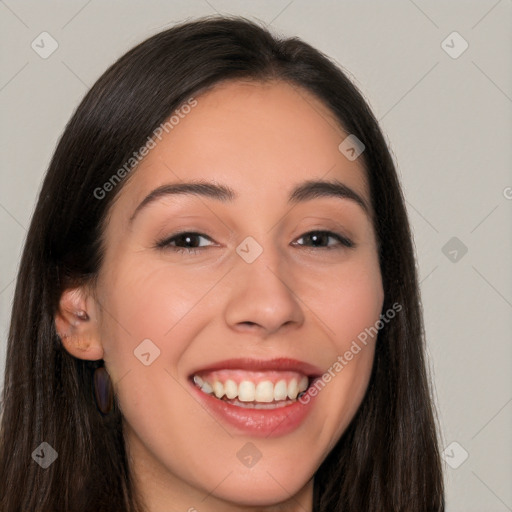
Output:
[55,286,104,360]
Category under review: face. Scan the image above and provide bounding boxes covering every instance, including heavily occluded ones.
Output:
[90,80,384,510]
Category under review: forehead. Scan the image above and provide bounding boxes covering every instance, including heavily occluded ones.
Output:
[116,79,371,218]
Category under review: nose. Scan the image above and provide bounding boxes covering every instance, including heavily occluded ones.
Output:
[223,241,305,338]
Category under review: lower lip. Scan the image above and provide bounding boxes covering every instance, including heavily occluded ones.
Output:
[189,380,318,438]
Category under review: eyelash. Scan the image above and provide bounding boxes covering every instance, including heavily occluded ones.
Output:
[155,230,355,255]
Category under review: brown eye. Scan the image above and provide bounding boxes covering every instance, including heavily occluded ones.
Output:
[156,232,215,254]
[294,230,354,249]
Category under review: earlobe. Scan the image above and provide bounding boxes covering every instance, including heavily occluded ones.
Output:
[55,287,104,361]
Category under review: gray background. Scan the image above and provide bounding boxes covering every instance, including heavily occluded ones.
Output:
[1,1,511,510]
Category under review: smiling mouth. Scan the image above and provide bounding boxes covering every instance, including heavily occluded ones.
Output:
[191,369,314,409]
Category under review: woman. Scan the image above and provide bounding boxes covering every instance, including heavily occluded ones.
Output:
[0,15,444,511]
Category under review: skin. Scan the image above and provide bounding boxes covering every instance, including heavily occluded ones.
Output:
[56,80,384,512]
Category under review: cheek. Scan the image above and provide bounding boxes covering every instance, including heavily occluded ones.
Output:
[93,256,228,456]
[296,254,384,444]
[331,265,383,347]
[298,251,384,351]
[96,256,220,371]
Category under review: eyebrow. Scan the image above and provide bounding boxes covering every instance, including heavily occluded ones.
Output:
[128,178,370,224]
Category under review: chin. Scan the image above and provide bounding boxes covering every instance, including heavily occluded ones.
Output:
[210,472,313,507]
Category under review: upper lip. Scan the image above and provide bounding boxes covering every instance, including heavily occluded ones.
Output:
[189,358,323,377]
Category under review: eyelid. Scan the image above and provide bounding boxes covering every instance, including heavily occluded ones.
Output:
[155,229,354,254]
[293,230,354,249]
[155,231,216,250]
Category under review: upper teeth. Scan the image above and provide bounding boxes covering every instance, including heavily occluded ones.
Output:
[193,373,309,402]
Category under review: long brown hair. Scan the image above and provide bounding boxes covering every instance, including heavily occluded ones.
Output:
[0,15,444,511]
